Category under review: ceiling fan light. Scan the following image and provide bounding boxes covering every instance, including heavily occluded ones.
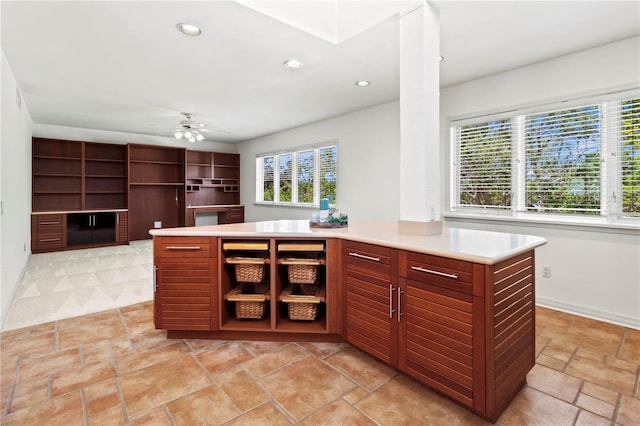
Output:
[184,131,192,139]
[174,131,184,139]
[195,133,205,142]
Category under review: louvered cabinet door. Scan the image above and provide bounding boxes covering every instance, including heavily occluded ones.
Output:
[344,241,399,367]
[153,236,218,331]
[404,280,478,409]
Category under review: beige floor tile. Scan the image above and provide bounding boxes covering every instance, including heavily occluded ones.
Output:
[0,391,85,426]
[196,341,254,374]
[541,339,577,362]
[118,354,210,417]
[616,395,640,426]
[497,386,579,426]
[116,341,191,375]
[127,408,172,425]
[525,364,582,403]
[88,407,127,425]
[342,386,369,405]
[259,356,356,421]
[17,348,82,382]
[356,374,469,425]
[575,393,615,419]
[166,384,240,425]
[298,341,350,358]
[324,346,397,391]
[242,343,308,379]
[298,399,376,426]
[535,353,567,371]
[565,355,636,395]
[241,340,290,356]
[574,410,611,426]
[86,391,121,417]
[51,359,115,397]
[224,402,292,426]
[214,367,271,412]
[580,381,620,405]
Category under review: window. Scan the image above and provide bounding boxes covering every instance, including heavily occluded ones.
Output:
[451,93,640,222]
[256,144,337,206]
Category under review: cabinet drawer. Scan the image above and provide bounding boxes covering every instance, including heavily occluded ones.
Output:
[345,241,392,278]
[35,214,64,232]
[227,207,244,222]
[154,237,216,258]
[404,252,474,294]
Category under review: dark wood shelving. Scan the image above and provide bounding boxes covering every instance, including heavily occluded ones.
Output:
[32,139,243,249]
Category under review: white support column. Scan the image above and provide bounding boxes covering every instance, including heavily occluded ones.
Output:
[398,3,442,236]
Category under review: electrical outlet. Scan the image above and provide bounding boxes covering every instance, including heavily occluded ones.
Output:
[542,265,551,278]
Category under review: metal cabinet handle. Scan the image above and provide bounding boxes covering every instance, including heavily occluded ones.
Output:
[389,284,395,319]
[40,221,61,225]
[165,246,201,250]
[397,287,403,322]
[39,238,61,242]
[153,265,158,292]
[348,252,380,262]
[410,266,458,279]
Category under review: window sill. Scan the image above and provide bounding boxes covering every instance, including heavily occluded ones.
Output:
[254,201,318,209]
[444,211,640,234]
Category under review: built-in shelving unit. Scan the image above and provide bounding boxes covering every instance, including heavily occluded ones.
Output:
[186,151,240,207]
[128,144,185,241]
[32,139,83,212]
[219,239,329,334]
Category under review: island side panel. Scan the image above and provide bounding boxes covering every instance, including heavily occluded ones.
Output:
[485,250,536,421]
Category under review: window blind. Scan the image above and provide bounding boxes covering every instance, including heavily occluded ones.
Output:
[279,153,292,202]
[524,104,601,214]
[318,146,337,201]
[297,149,314,204]
[454,119,512,209]
[617,98,640,216]
[262,156,274,202]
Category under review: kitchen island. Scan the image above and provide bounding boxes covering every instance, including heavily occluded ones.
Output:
[149,220,546,422]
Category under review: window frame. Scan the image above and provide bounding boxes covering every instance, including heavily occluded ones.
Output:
[448,89,640,229]
[255,142,338,207]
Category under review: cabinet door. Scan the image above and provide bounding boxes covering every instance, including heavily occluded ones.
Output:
[154,259,217,331]
[404,279,478,409]
[344,242,398,366]
[116,212,128,243]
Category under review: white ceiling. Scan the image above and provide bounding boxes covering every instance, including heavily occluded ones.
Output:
[1,1,638,144]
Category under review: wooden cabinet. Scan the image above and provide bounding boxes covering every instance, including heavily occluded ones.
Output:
[218,206,244,224]
[153,236,218,331]
[31,214,65,252]
[186,150,240,207]
[32,139,82,212]
[344,241,400,367]
[84,142,127,210]
[218,238,339,335]
[128,144,185,241]
[116,211,128,242]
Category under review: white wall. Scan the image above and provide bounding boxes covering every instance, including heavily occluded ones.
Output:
[238,101,400,223]
[441,37,640,328]
[33,123,238,153]
[1,51,33,326]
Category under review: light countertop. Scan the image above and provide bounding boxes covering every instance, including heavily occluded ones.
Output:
[149,220,546,265]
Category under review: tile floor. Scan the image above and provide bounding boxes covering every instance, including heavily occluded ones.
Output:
[0,243,639,425]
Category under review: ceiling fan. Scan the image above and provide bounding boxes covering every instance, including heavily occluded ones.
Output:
[173,112,228,143]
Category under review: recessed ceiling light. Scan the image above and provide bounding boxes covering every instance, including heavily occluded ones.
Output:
[176,23,202,36]
[438,55,444,62]
[355,80,370,87]
[283,59,304,69]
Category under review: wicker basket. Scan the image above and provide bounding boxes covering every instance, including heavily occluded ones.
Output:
[227,283,269,320]
[288,302,318,321]
[282,284,321,321]
[288,264,318,284]
[235,263,265,283]
[236,301,266,319]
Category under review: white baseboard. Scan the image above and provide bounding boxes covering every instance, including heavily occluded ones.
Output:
[0,253,31,331]
[536,296,640,330]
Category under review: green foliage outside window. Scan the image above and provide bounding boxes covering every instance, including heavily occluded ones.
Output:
[621,99,640,215]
